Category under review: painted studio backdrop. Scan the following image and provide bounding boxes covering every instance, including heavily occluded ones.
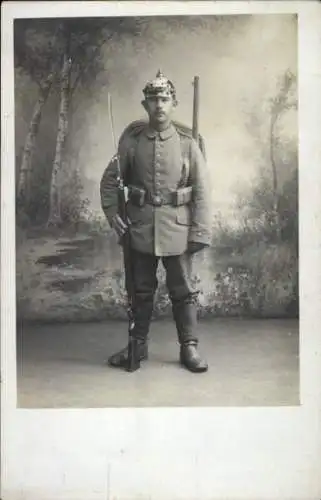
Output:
[15,15,298,323]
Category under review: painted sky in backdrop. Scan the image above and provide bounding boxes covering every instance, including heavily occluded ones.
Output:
[74,14,297,218]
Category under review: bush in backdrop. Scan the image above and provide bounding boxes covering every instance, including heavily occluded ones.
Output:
[60,164,91,226]
[209,167,298,317]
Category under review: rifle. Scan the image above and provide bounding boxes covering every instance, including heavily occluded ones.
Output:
[192,76,199,145]
[107,93,140,372]
[192,75,206,159]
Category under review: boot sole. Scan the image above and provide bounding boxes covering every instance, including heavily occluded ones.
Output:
[180,362,208,373]
[107,354,148,369]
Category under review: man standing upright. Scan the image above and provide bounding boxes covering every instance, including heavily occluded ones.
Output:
[100,71,212,372]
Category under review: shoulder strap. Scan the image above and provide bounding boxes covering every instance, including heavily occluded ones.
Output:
[117,120,147,153]
[174,120,206,160]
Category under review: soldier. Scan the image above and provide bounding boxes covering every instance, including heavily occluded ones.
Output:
[100,71,212,373]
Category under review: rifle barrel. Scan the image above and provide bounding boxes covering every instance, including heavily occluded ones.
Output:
[192,76,199,143]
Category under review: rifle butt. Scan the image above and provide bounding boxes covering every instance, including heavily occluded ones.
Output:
[126,336,141,372]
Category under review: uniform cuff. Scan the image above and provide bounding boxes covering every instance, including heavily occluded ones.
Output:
[188,228,211,246]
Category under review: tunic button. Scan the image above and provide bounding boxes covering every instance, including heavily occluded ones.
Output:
[153,195,162,206]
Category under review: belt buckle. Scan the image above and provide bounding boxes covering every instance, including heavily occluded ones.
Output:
[153,194,162,206]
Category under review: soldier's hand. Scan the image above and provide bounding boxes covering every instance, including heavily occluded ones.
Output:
[111,214,129,237]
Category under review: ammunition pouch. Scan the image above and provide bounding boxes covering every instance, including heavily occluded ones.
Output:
[172,186,193,207]
[128,185,193,207]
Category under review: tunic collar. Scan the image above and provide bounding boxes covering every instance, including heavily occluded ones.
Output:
[144,123,176,141]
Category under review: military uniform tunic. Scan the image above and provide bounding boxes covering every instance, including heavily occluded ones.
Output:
[100,123,212,257]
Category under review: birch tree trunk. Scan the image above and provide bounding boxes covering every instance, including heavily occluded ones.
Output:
[47,54,72,225]
[16,71,56,206]
[17,24,64,209]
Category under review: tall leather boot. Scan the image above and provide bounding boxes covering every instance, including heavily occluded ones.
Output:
[179,342,208,373]
[172,300,208,373]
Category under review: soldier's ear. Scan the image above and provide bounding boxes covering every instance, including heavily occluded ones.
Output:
[141,99,148,112]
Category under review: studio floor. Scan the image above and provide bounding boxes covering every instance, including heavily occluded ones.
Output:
[16,318,299,408]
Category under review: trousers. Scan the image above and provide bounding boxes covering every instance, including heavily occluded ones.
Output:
[129,249,199,345]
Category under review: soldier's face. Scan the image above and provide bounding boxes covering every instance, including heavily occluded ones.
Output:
[143,93,176,125]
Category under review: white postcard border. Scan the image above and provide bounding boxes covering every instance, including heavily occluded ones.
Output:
[1,2,321,499]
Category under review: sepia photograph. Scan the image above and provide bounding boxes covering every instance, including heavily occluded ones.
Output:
[14,13,299,408]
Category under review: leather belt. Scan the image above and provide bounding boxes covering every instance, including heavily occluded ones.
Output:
[145,191,174,206]
[127,185,193,207]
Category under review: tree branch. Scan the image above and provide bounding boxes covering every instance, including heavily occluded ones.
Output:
[269,71,297,242]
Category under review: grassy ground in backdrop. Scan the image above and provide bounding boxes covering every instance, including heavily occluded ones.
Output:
[16,225,298,323]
